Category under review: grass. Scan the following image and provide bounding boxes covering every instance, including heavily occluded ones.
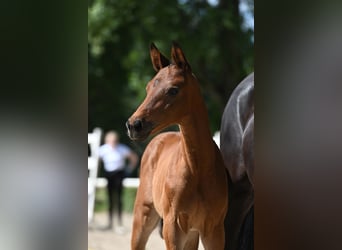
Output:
[94,187,137,213]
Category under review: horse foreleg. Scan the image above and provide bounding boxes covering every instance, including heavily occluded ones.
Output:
[183,231,199,250]
[163,216,187,250]
[131,198,159,250]
[201,223,225,250]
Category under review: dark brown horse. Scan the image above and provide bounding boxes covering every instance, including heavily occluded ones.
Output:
[127,42,228,250]
[220,73,254,250]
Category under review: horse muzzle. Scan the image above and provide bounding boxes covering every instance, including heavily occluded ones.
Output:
[126,118,153,141]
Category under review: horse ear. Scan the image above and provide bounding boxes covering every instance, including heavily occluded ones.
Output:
[150,43,170,72]
[171,41,192,72]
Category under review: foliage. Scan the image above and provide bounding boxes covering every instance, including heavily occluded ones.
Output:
[88,0,254,155]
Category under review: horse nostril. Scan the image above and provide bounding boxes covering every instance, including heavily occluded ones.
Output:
[133,119,143,132]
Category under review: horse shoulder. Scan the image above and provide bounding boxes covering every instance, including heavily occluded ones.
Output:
[141,132,183,212]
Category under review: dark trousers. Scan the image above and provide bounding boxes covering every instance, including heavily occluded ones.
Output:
[105,169,125,226]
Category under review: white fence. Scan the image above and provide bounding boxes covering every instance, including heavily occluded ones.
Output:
[88,128,104,223]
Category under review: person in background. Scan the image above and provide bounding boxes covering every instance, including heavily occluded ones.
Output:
[99,130,138,232]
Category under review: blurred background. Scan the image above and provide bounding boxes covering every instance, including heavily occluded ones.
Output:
[88,0,253,248]
[88,0,254,154]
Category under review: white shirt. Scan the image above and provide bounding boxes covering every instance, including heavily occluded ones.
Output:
[99,144,131,172]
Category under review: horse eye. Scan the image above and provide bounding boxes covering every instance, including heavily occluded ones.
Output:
[167,87,179,96]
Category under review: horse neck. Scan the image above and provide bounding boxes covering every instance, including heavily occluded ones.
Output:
[178,88,215,174]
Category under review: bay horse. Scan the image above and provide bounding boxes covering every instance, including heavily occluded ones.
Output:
[220,73,254,250]
[126,42,228,250]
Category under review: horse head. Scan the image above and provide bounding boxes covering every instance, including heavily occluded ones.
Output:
[126,42,198,141]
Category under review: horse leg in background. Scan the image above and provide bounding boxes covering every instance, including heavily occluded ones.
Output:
[158,218,164,238]
[224,174,254,250]
[238,204,254,250]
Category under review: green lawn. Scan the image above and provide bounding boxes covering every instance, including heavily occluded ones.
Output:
[94,187,137,213]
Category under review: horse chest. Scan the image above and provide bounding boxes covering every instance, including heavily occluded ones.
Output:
[152,160,201,213]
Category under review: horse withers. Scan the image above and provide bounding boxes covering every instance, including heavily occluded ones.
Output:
[220,73,254,250]
[126,42,228,250]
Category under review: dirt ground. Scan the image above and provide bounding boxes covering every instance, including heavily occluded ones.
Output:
[88,212,204,250]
